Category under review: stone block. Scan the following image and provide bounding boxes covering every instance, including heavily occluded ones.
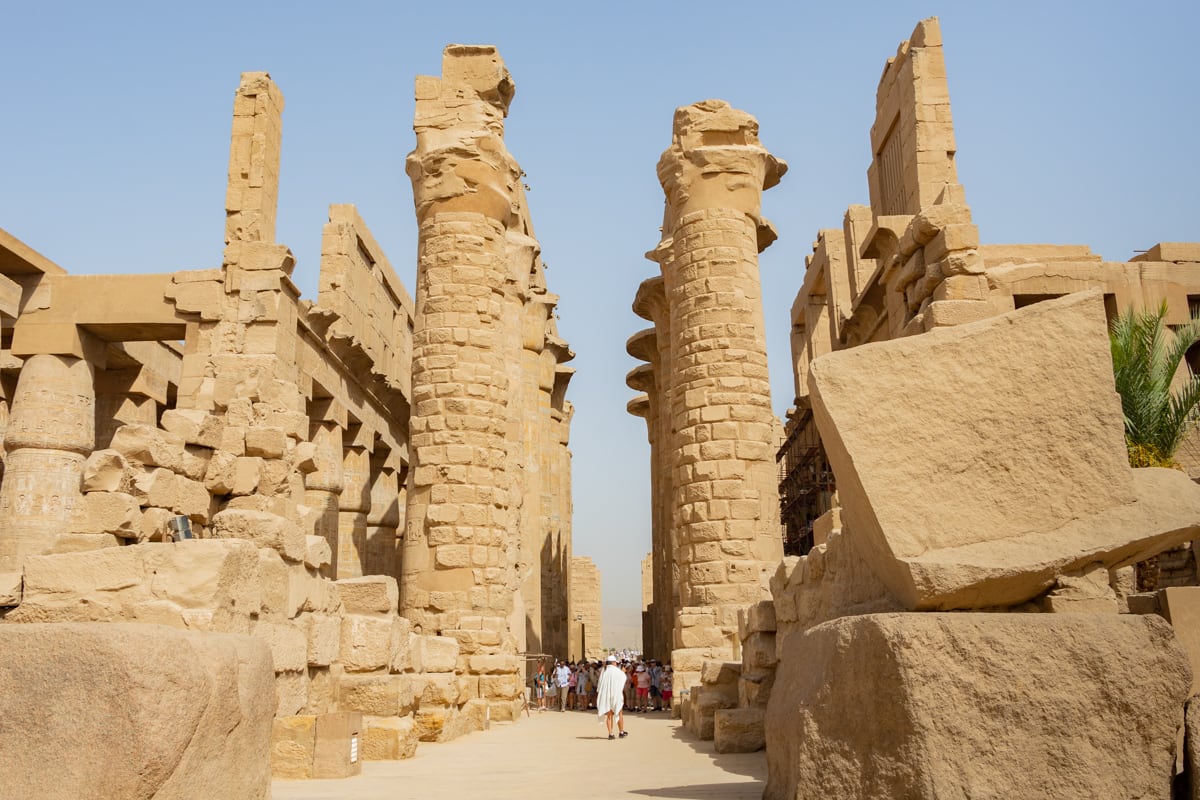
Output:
[0,623,274,799]
[1160,587,1200,697]
[275,669,309,716]
[701,660,741,686]
[252,619,308,673]
[211,507,305,563]
[304,534,332,570]
[362,715,418,761]
[340,614,402,673]
[438,697,489,742]
[337,673,413,716]
[81,449,133,493]
[468,654,522,674]
[742,631,778,670]
[270,715,316,779]
[174,477,213,523]
[388,618,414,673]
[336,575,399,614]
[245,426,287,458]
[109,424,184,472]
[257,550,304,619]
[739,600,777,638]
[77,491,141,537]
[714,707,765,753]
[414,672,460,706]
[413,706,453,743]
[305,612,342,667]
[312,711,362,779]
[160,409,225,448]
[10,540,262,628]
[763,613,1190,800]
[809,291,1200,610]
[415,634,460,673]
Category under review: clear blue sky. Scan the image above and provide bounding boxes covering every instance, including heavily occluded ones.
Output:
[3,1,1197,646]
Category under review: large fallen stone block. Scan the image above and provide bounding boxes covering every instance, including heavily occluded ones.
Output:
[0,623,274,800]
[9,540,262,630]
[764,612,1190,800]
[714,707,765,753]
[809,290,1200,609]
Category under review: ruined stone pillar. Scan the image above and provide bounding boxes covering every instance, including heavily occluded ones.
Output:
[337,442,370,578]
[0,354,94,573]
[94,366,164,449]
[653,101,786,673]
[305,419,343,579]
[365,460,401,580]
[403,48,525,720]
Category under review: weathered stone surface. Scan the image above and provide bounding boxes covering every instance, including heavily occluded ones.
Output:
[211,507,305,563]
[809,291,1200,609]
[9,540,261,630]
[0,623,274,800]
[274,668,309,716]
[336,575,398,615]
[81,449,133,493]
[304,534,332,570]
[413,672,460,707]
[270,715,316,779]
[416,634,460,673]
[438,697,489,742]
[363,715,418,760]
[109,423,185,472]
[1161,586,1200,697]
[340,614,408,673]
[412,705,453,743]
[304,612,341,666]
[252,618,307,672]
[764,613,1190,800]
[714,707,766,754]
[336,673,414,717]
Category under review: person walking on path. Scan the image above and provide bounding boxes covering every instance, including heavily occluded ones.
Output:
[554,660,571,712]
[596,655,627,740]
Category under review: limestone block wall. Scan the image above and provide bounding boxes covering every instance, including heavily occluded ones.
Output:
[568,555,603,660]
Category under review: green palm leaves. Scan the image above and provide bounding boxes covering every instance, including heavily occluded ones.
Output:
[1109,302,1200,467]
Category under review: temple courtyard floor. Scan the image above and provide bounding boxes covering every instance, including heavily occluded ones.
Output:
[272,707,767,799]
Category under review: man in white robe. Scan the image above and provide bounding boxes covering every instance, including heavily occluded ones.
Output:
[596,655,627,739]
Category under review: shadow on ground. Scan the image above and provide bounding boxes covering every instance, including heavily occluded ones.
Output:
[668,724,765,781]
[629,782,763,798]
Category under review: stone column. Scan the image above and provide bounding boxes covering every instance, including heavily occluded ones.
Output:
[337,442,370,578]
[0,354,95,574]
[364,454,401,580]
[517,295,553,653]
[403,46,527,720]
[305,419,343,579]
[653,101,786,673]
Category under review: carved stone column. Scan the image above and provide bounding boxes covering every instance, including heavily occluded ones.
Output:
[0,354,94,573]
[653,100,786,679]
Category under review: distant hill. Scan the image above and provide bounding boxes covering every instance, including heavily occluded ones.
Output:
[602,606,642,651]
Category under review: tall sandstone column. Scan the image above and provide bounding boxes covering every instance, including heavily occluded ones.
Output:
[653,101,786,681]
[403,45,527,717]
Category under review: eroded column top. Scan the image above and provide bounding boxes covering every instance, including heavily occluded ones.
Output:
[406,45,522,225]
[656,100,787,250]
